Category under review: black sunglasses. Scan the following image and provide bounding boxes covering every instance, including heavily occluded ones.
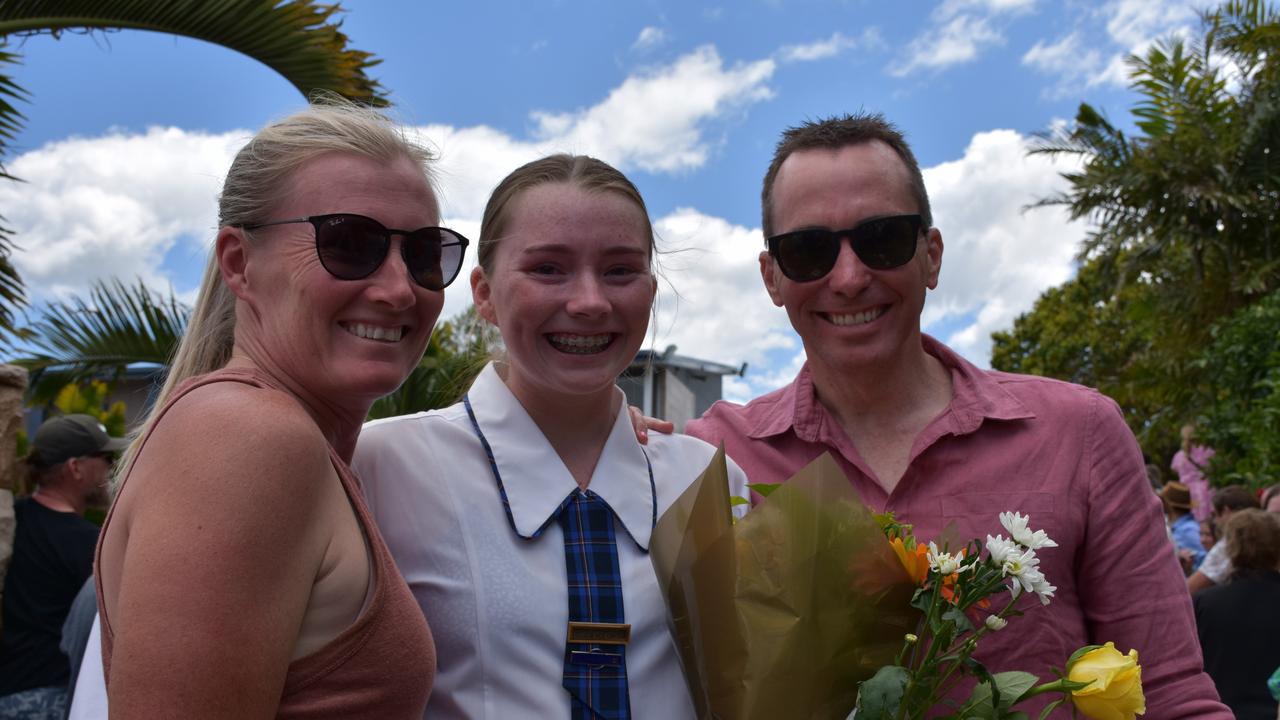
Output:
[243,213,469,291]
[765,214,923,282]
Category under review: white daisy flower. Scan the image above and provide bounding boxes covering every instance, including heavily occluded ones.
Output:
[985,615,1008,631]
[1002,547,1044,593]
[985,534,1020,566]
[999,511,1059,550]
[927,542,968,576]
[1029,575,1057,606]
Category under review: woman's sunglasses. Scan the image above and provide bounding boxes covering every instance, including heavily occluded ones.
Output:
[243,213,470,291]
[765,214,923,282]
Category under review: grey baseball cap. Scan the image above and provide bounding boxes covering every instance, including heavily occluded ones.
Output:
[31,414,128,467]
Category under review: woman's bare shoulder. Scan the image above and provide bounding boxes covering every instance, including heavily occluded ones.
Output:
[124,381,333,522]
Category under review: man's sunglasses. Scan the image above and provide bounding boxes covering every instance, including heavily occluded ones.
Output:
[242,213,469,291]
[765,214,924,282]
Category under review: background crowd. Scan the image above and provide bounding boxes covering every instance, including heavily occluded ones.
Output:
[1149,424,1280,719]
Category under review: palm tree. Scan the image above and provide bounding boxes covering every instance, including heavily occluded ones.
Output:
[998,0,1280,454]
[0,0,389,345]
[367,307,501,420]
[14,278,188,403]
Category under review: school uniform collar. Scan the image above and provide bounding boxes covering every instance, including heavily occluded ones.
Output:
[465,363,657,550]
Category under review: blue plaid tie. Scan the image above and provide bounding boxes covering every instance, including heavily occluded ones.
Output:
[559,489,631,720]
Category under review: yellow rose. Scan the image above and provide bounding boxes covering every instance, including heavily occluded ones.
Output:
[1067,642,1146,720]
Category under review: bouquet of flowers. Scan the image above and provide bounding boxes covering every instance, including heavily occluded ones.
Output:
[858,511,1145,719]
[650,449,1146,720]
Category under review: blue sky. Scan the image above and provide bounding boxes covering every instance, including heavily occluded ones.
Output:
[1,0,1204,401]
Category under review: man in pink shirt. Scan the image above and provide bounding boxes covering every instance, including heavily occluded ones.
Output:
[685,114,1229,717]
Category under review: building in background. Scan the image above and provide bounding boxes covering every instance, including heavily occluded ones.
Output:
[33,349,746,434]
[618,346,745,431]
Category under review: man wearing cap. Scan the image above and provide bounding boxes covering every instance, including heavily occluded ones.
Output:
[682,113,1230,716]
[0,414,123,717]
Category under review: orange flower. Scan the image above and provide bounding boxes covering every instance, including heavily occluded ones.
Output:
[890,537,929,585]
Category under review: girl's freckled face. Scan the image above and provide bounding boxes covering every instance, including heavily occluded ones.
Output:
[473,183,656,408]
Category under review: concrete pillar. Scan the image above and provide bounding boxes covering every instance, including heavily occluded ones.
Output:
[0,363,28,630]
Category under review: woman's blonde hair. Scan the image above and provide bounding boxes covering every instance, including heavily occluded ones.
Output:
[115,96,437,487]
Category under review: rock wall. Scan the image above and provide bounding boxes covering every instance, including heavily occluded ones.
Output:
[0,364,29,631]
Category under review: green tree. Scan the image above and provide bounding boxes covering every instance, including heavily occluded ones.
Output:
[51,379,129,438]
[0,0,389,345]
[368,307,500,420]
[1196,288,1280,487]
[993,0,1280,459]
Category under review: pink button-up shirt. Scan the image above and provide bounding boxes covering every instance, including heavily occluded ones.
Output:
[687,335,1229,718]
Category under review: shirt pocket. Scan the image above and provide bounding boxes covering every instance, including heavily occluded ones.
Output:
[939,492,1056,517]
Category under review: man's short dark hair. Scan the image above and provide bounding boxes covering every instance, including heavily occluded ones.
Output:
[1212,485,1260,514]
[761,113,933,238]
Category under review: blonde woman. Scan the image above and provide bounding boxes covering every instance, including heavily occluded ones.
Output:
[95,101,466,718]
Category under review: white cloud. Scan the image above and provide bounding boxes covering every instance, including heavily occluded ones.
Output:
[4,43,781,340]
[1021,32,1106,97]
[921,129,1085,363]
[530,45,775,173]
[891,14,1003,76]
[936,0,1037,19]
[1024,0,1200,92]
[890,0,1036,77]
[777,29,883,63]
[1022,32,1088,75]
[632,26,668,52]
[649,208,794,362]
[0,127,243,303]
[1103,0,1196,49]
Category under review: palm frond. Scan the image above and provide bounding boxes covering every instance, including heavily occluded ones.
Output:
[0,0,388,345]
[13,278,189,402]
[0,0,386,106]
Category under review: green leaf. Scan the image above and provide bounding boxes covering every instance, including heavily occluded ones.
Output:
[991,671,1041,709]
[942,604,975,633]
[12,278,188,401]
[962,671,1042,715]
[746,481,782,497]
[729,496,751,506]
[856,665,910,719]
[1036,699,1064,720]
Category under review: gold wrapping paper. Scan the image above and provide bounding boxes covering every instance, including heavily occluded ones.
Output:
[651,449,919,720]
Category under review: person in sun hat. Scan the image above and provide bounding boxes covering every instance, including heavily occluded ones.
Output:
[0,415,123,719]
[1163,481,1207,573]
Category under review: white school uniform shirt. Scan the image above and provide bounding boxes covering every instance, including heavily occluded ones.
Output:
[353,364,747,720]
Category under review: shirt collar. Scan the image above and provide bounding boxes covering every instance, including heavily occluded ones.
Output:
[743,334,1035,441]
[466,364,657,550]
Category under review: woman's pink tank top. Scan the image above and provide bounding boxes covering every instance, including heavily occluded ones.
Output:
[95,367,435,718]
